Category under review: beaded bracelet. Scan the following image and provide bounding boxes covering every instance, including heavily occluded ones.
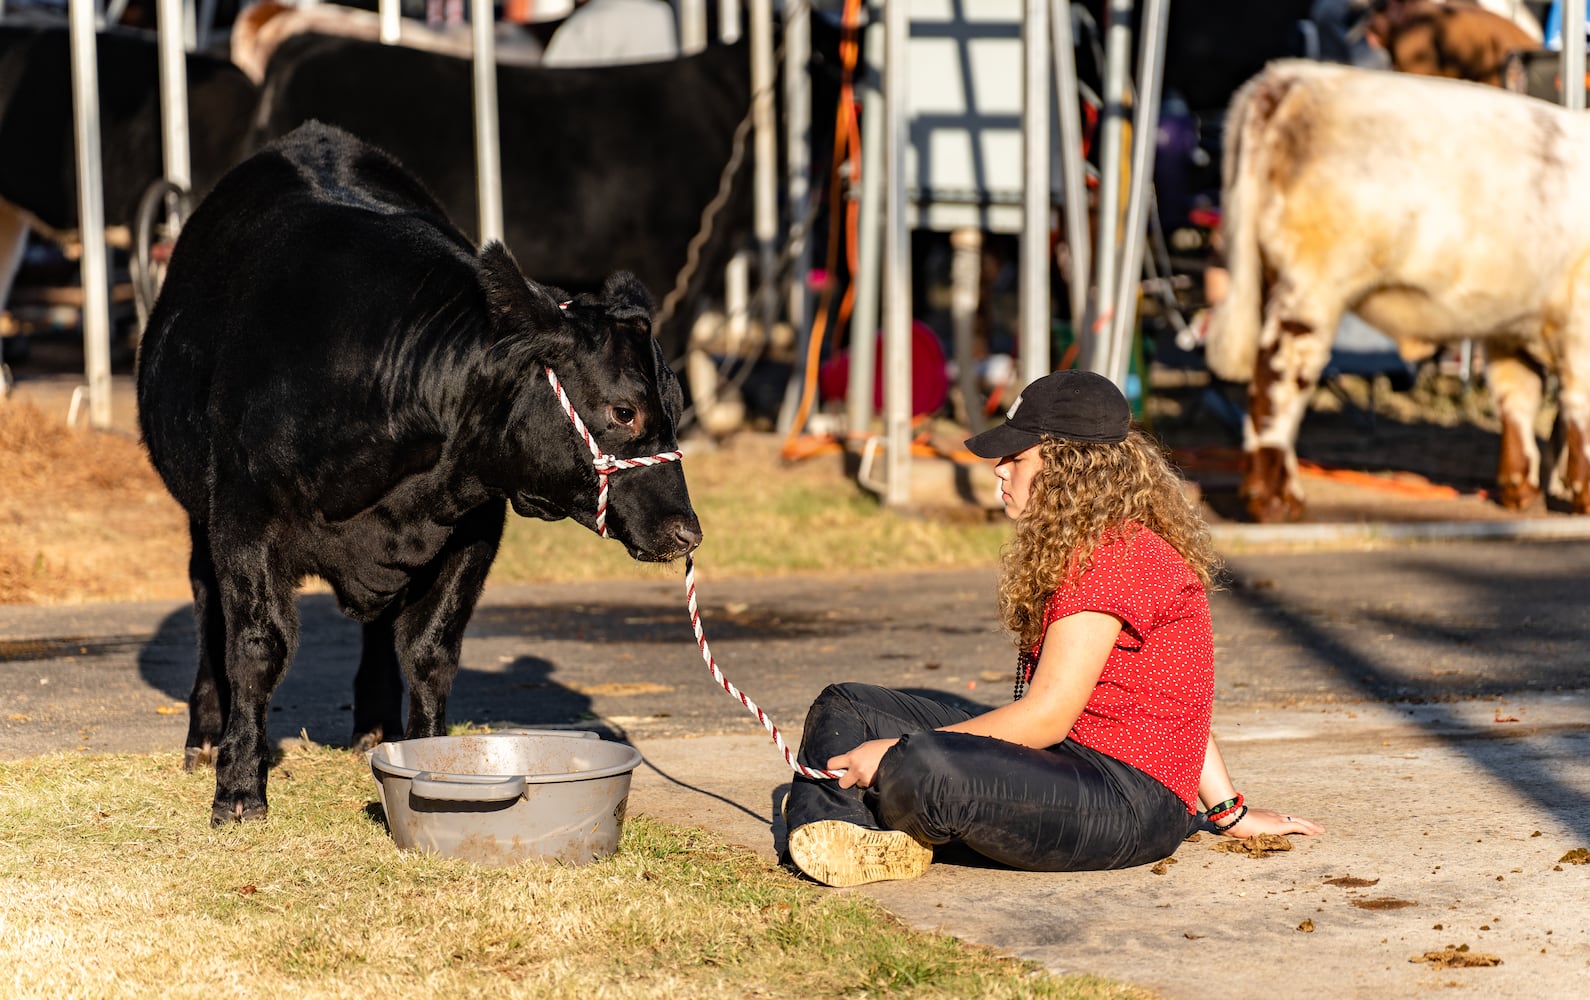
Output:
[1205,795,1239,818]
[1213,804,1249,833]
[1210,801,1245,826]
[1206,793,1245,824]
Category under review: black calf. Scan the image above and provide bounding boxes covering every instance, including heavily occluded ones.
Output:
[137,121,700,825]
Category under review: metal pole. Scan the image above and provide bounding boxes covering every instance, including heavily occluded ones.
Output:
[1051,0,1089,343]
[1084,0,1132,374]
[950,227,983,432]
[68,0,114,429]
[1567,0,1585,113]
[679,0,707,55]
[719,0,741,44]
[1019,0,1051,387]
[156,0,191,201]
[379,0,401,44]
[1103,0,1169,391]
[777,0,814,433]
[155,0,189,244]
[750,0,778,377]
[846,9,885,442]
[716,0,746,374]
[470,0,503,244]
[882,0,911,507]
[724,252,749,346]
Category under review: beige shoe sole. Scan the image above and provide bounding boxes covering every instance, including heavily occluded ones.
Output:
[787,820,933,887]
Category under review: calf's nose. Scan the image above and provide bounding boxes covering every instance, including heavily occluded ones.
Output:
[672,517,704,555]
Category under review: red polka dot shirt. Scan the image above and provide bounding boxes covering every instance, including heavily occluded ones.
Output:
[1029,522,1213,812]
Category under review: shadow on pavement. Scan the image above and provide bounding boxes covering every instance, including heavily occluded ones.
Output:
[1221,545,1589,832]
[135,593,622,755]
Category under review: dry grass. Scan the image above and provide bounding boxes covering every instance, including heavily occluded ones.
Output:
[0,744,1149,999]
[0,400,190,604]
[0,399,1007,605]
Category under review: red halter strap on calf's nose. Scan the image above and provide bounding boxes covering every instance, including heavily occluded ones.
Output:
[543,367,842,780]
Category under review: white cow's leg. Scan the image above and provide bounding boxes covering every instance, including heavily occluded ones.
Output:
[1550,338,1590,514]
[1485,347,1544,511]
[1559,384,1590,514]
[1241,286,1339,522]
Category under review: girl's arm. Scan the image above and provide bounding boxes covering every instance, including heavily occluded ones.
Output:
[829,611,1120,788]
[938,610,1120,746]
[1198,732,1325,837]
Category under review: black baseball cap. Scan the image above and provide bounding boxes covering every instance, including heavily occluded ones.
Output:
[963,370,1131,458]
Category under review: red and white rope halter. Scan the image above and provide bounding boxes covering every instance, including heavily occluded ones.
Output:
[544,366,840,781]
[544,366,683,538]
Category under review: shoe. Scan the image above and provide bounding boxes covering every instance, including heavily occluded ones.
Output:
[786,820,933,887]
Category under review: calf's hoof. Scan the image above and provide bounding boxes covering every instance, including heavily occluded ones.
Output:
[183,743,218,771]
[211,796,268,826]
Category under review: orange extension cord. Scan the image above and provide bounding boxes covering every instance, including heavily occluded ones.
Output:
[779,0,862,462]
[775,1,983,471]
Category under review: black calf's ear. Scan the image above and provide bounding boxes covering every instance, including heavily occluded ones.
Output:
[479,242,564,331]
[601,271,655,328]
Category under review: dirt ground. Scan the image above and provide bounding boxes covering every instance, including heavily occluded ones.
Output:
[1,327,1576,606]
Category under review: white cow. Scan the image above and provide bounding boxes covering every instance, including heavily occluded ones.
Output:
[1205,59,1590,522]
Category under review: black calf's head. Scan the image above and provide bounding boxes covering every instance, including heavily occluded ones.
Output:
[479,246,701,562]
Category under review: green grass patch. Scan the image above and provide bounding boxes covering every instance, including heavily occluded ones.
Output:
[0,745,1150,998]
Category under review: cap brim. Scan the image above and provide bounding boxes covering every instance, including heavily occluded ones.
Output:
[963,422,1042,459]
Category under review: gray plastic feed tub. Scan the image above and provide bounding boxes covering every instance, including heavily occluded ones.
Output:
[368,730,642,867]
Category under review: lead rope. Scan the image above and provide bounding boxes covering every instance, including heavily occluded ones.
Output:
[545,367,842,781]
[685,554,842,780]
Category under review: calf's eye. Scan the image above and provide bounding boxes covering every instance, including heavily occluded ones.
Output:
[610,406,637,426]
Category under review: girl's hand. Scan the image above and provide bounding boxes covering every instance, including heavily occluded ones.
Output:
[1220,806,1324,838]
[828,738,898,789]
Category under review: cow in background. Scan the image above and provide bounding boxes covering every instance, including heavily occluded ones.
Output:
[0,18,258,325]
[251,30,754,363]
[1205,60,1590,522]
[1368,0,1540,85]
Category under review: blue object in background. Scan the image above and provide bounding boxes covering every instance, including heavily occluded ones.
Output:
[1544,1,1590,51]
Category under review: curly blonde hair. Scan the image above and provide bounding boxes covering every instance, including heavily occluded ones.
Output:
[996,428,1220,652]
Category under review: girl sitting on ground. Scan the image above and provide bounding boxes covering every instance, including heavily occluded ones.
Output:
[783,369,1323,887]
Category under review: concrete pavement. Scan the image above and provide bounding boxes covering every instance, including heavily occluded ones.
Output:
[3,542,1590,998]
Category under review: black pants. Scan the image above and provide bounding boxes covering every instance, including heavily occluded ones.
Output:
[786,682,1199,872]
